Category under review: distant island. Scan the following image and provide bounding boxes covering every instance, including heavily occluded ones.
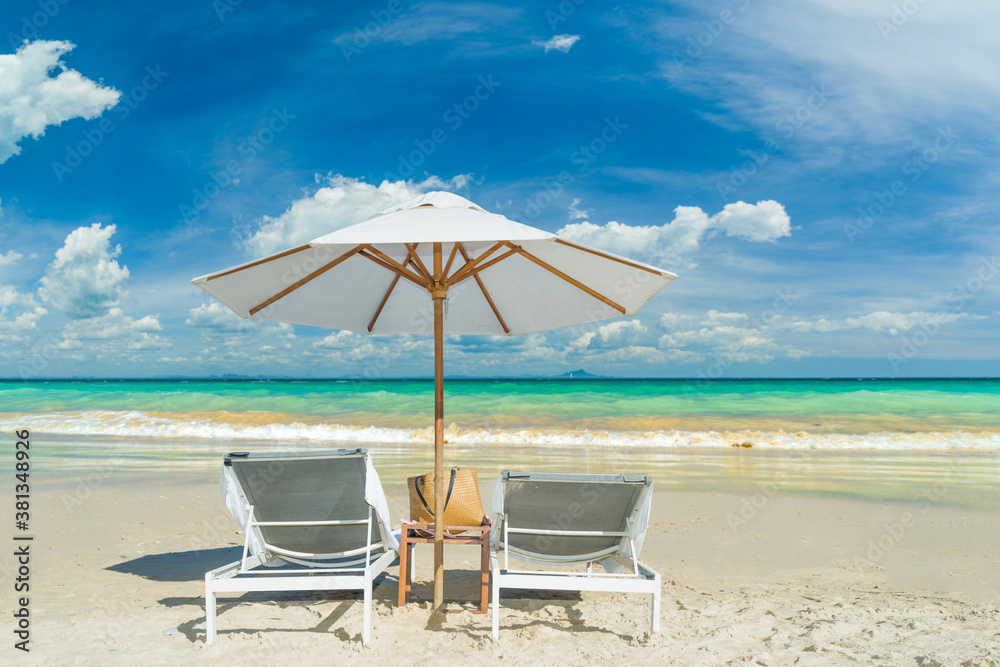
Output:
[551,369,604,379]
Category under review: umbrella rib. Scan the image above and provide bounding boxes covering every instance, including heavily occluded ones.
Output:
[367,247,416,332]
[447,242,505,284]
[458,244,509,334]
[554,238,668,276]
[442,242,460,280]
[205,244,312,281]
[505,243,627,314]
[405,243,434,282]
[449,247,518,286]
[248,245,365,316]
[368,273,401,332]
[358,248,428,288]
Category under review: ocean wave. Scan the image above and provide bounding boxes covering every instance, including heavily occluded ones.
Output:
[3,410,1000,451]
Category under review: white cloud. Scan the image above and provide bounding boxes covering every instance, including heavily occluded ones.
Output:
[775,311,976,335]
[312,330,365,349]
[569,320,647,352]
[712,201,792,242]
[653,307,982,366]
[702,310,750,325]
[59,308,169,350]
[0,250,22,266]
[186,302,295,343]
[534,34,581,53]
[240,174,471,256]
[599,345,667,364]
[661,1,1000,155]
[38,223,129,318]
[659,312,699,329]
[0,40,120,163]
[185,302,246,331]
[557,200,790,265]
[657,309,805,363]
[0,285,46,336]
[567,198,589,221]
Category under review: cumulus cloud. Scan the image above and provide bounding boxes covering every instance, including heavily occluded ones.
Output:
[185,302,246,331]
[58,308,168,350]
[557,200,790,265]
[0,250,22,266]
[38,223,129,318]
[0,40,120,163]
[712,201,792,242]
[658,309,806,363]
[534,34,581,53]
[186,302,295,342]
[0,285,47,337]
[654,307,983,366]
[240,174,471,256]
[569,320,647,352]
[311,330,365,349]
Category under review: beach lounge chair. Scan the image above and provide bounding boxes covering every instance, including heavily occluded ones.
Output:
[205,449,398,645]
[490,471,660,640]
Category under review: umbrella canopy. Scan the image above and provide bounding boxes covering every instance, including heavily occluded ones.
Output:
[192,191,677,609]
[192,191,674,335]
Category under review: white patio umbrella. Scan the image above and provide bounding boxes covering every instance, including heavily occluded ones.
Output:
[192,191,677,609]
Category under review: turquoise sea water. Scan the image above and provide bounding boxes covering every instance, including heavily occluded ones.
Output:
[1,378,998,451]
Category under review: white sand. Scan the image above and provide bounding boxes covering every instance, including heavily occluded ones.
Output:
[5,464,999,666]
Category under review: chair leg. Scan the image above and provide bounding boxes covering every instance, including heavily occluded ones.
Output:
[205,577,217,644]
[491,568,500,640]
[651,576,661,634]
[363,577,373,646]
[398,540,408,607]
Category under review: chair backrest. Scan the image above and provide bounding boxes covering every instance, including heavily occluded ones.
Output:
[498,471,651,562]
[225,449,375,558]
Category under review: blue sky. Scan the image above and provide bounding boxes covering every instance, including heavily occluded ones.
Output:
[1,0,998,379]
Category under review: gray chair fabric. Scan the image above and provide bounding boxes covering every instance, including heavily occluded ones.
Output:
[228,450,373,558]
[491,470,660,640]
[206,448,396,646]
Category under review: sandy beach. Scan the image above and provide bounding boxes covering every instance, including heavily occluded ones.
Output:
[5,443,999,666]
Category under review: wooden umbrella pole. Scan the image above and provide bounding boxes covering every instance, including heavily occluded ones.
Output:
[431,243,446,611]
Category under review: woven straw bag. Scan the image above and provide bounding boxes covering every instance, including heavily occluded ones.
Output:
[407,467,486,535]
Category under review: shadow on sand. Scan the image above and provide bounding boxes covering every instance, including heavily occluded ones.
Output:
[106,546,242,582]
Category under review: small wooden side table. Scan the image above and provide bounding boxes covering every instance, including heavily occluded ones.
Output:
[398,522,490,614]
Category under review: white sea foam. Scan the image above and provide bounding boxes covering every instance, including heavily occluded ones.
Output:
[4,410,1000,451]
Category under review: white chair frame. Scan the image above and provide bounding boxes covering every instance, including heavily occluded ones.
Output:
[490,475,661,640]
[205,452,396,646]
